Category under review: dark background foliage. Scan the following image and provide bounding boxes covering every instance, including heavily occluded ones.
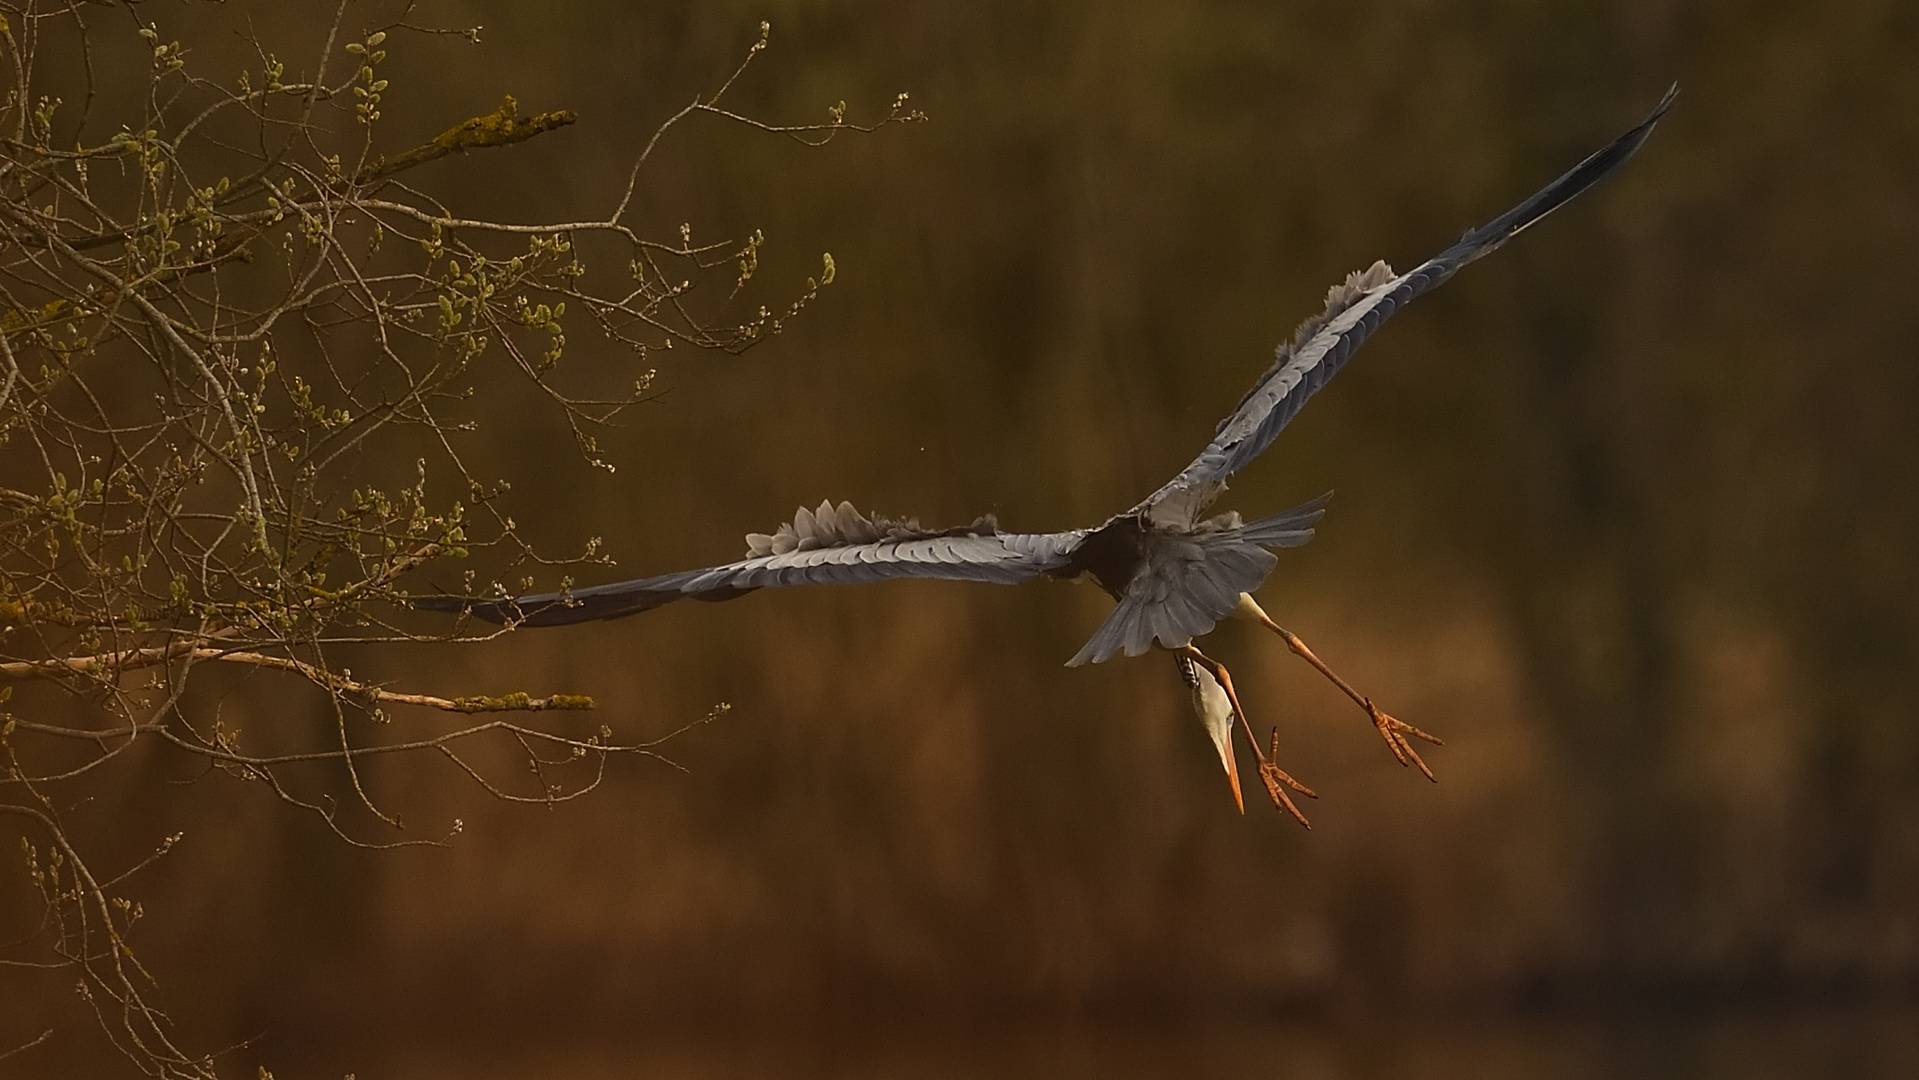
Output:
[9,0,1918,1075]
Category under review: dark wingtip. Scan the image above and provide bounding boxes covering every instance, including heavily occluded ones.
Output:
[1606,81,1678,167]
[1651,81,1680,122]
[411,593,515,624]
[1442,83,1678,268]
[410,594,471,614]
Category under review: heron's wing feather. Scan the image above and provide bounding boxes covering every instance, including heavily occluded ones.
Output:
[1134,85,1675,522]
[415,515,1086,627]
[708,530,1082,592]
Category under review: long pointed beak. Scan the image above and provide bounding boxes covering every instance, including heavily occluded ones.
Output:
[1218,725,1245,814]
[1188,660,1245,814]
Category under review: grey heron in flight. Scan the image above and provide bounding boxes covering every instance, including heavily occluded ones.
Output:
[422,87,1674,824]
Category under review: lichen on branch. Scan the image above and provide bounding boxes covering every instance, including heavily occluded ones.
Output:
[354,94,579,185]
[435,93,578,150]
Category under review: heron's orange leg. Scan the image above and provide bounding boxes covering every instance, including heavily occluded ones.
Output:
[1241,608,1442,781]
[1182,644,1316,828]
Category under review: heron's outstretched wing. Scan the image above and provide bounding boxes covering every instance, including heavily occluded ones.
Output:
[1135,85,1676,525]
[415,499,1086,627]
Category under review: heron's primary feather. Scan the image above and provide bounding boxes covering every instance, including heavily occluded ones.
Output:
[1133,84,1676,521]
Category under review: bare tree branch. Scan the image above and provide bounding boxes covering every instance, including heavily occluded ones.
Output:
[0,7,913,1072]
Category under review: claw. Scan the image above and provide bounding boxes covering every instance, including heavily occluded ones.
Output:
[1264,728,1318,797]
[1260,728,1316,829]
[1365,698,1442,782]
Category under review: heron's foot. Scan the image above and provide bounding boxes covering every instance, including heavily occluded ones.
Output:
[1183,644,1314,825]
[1365,698,1442,782]
[1259,728,1316,829]
[1239,598,1445,783]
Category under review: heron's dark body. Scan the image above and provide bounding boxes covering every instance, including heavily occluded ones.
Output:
[415,88,1675,666]
[1065,516,1154,599]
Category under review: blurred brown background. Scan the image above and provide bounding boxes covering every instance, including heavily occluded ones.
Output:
[17,0,1919,1075]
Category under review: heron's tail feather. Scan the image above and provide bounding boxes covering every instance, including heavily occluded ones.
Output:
[1225,491,1333,549]
[1067,540,1281,667]
[1067,494,1333,666]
